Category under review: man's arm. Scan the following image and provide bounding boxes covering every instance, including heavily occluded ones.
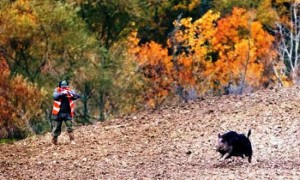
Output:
[53,88,66,100]
[68,90,81,100]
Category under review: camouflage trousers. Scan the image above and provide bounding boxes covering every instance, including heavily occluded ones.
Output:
[51,113,73,137]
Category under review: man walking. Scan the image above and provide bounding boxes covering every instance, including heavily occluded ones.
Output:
[51,80,80,145]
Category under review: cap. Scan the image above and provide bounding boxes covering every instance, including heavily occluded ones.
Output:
[59,80,69,87]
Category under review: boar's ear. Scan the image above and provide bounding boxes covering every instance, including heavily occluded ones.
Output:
[247,129,251,138]
[218,133,221,138]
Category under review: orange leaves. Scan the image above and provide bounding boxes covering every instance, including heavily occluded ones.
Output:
[128,33,173,107]
[0,58,13,136]
[213,8,249,47]
[0,57,10,79]
[133,41,173,82]
[209,8,277,89]
[138,42,171,67]
[129,7,278,107]
[0,57,45,138]
[177,7,277,91]
[251,22,275,56]
[129,32,172,71]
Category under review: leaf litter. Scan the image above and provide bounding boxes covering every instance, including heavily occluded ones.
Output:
[0,86,299,179]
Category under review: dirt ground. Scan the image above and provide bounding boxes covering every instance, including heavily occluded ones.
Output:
[0,86,300,179]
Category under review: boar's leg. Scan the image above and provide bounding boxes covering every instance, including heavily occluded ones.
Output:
[220,146,233,161]
[248,155,252,163]
[221,152,231,161]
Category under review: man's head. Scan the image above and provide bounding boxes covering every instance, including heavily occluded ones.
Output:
[59,80,69,88]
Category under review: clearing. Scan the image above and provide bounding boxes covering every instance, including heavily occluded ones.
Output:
[0,86,300,179]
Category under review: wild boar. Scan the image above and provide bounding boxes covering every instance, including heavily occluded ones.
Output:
[216,129,252,163]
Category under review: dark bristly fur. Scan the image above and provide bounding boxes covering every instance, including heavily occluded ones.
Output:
[216,129,253,163]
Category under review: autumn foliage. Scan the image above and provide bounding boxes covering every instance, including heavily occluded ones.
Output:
[129,34,174,108]
[0,57,45,139]
[129,8,280,107]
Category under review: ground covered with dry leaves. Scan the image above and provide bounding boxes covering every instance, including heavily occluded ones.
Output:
[1,86,300,179]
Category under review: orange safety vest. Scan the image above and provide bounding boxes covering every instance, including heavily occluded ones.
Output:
[52,87,75,117]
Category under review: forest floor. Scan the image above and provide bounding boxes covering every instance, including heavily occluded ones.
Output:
[0,86,300,180]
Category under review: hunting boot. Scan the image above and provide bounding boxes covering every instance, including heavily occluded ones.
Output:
[52,136,58,145]
[69,132,76,144]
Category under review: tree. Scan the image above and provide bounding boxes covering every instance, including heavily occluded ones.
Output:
[129,32,173,108]
[130,7,279,106]
[0,0,95,85]
[0,0,99,127]
[0,56,46,139]
[76,0,154,119]
[214,8,273,90]
[137,0,206,46]
[212,0,260,15]
[169,10,220,94]
[275,1,300,84]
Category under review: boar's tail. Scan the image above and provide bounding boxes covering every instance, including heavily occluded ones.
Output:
[247,129,251,138]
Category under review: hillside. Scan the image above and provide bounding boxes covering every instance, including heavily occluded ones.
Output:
[0,86,300,179]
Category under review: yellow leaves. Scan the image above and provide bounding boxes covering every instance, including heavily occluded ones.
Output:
[0,0,38,44]
[188,0,201,11]
[11,0,37,26]
[178,18,193,28]
[191,10,219,41]
[173,0,201,11]
[129,7,280,106]
[196,10,220,28]
[128,31,139,47]
[170,10,220,90]
[257,0,279,27]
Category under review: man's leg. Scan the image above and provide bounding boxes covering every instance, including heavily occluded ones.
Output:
[65,119,75,144]
[51,120,62,145]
